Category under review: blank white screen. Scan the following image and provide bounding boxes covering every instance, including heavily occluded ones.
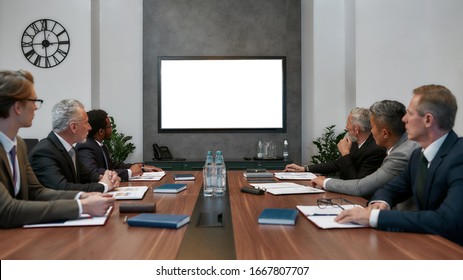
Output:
[160,58,284,130]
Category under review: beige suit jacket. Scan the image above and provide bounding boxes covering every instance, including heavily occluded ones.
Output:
[0,136,80,228]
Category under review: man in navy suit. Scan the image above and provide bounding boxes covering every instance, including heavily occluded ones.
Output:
[76,109,162,181]
[336,85,463,246]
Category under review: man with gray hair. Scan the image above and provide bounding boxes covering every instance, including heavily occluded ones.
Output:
[29,99,120,193]
[0,71,114,227]
[336,85,463,246]
[311,100,420,200]
[285,107,386,180]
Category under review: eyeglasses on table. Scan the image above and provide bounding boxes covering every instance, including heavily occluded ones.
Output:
[317,197,356,210]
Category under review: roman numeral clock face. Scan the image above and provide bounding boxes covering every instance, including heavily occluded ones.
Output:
[21,19,70,68]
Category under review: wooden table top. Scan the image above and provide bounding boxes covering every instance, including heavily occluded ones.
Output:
[0,171,462,260]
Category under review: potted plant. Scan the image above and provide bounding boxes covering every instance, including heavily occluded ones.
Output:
[311,124,346,164]
[103,116,135,166]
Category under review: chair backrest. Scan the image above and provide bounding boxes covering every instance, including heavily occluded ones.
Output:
[23,138,39,155]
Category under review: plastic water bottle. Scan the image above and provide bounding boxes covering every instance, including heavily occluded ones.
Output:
[214,150,226,196]
[257,139,264,159]
[203,151,214,196]
[283,139,289,160]
[205,150,214,165]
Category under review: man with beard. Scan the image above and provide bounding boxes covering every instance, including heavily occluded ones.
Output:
[29,99,120,192]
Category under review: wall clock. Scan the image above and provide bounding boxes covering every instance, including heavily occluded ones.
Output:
[21,19,70,68]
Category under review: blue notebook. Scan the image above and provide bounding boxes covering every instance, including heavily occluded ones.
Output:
[258,208,298,225]
[127,213,190,229]
[174,173,195,181]
[153,183,187,193]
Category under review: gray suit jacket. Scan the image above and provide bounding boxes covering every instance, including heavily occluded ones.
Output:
[0,136,79,228]
[324,134,420,198]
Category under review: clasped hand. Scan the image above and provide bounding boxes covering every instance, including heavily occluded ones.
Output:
[80,192,115,216]
[99,170,121,190]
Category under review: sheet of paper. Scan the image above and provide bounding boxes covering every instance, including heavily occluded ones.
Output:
[274,172,317,180]
[109,186,148,200]
[250,182,325,195]
[130,171,166,181]
[23,207,113,228]
[297,205,366,229]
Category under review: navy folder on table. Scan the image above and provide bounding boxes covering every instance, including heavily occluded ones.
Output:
[153,183,187,193]
[127,213,190,229]
[258,208,298,225]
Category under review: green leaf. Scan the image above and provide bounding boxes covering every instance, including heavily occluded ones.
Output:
[310,125,347,172]
[103,116,136,166]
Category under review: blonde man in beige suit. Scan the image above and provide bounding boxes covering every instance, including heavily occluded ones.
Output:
[0,70,114,228]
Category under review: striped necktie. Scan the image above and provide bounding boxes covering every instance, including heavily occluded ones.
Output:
[9,145,18,195]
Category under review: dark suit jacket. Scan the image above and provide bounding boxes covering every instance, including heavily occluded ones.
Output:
[308,134,386,179]
[76,138,131,181]
[0,136,79,228]
[372,130,463,245]
[29,132,104,192]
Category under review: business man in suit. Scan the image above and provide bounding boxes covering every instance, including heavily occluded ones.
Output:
[29,99,120,193]
[0,70,114,227]
[285,107,387,180]
[76,109,162,181]
[311,100,420,200]
[336,85,463,246]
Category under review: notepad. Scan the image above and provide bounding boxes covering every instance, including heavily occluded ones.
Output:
[153,183,187,193]
[258,208,298,225]
[127,213,190,229]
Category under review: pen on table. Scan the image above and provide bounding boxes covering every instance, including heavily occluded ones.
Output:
[312,213,338,216]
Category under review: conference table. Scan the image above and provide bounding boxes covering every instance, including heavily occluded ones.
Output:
[1,171,462,260]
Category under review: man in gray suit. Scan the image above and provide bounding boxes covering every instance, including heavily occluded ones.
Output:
[311,100,420,199]
[336,85,463,245]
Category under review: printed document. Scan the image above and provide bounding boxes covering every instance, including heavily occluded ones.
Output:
[297,205,366,229]
[130,171,166,181]
[250,182,324,195]
[274,172,317,180]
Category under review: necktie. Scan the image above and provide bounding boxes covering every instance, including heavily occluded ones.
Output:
[68,147,77,176]
[101,145,109,169]
[416,152,428,207]
[9,145,18,195]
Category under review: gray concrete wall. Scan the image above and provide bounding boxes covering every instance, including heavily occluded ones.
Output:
[143,0,301,162]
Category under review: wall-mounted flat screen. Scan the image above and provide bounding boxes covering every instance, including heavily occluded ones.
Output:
[158,56,286,132]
